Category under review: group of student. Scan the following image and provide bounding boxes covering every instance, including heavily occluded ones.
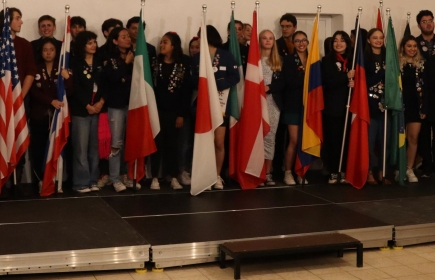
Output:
[1,7,435,196]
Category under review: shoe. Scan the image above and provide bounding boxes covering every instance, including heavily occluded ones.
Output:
[122,174,142,190]
[378,171,392,185]
[421,172,431,178]
[171,178,183,190]
[265,173,275,186]
[297,176,308,185]
[328,173,338,184]
[406,168,418,183]
[75,187,91,193]
[340,172,348,184]
[366,171,378,185]
[90,184,100,191]
[97,175,111,188]
[283,170,296,185]
[150,178,160,190]
[57,188,63,194]
[214,176,224,189]
[179,171,191,185]
[113,182,126,192]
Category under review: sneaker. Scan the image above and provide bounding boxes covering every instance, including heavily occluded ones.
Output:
[97,175,112,188]
[340,172,348,184]
[179,171,191,185]
[122,174,142,190]
[406,168,418,183]
[421,171,431,178]
[171,178,183,190]
[113,181,127,192]
[57,188,64,194]
[283,170,296,185]
[265,173,276,186]
[297,176,308,185]
[150,178,160,190]
[214,176,224,189]
[90,184,100,191]
[328,173,338,184]
[75,187,91,193]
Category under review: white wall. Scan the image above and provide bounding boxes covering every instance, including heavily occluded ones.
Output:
[7,0,434,52]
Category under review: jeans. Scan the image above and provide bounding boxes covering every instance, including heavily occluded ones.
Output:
[108,107,128,183]
[71,115,99,189]
[368,115,391,171]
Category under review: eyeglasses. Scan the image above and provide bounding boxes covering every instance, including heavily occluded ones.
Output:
[294,39,308,44]
[421,19,434,24]
[280,25,294,29]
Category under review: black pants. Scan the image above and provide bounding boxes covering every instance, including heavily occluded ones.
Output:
[29,118,51,181]
[150,111,180,178]
[418,120,435,173]
[322,114,350,174]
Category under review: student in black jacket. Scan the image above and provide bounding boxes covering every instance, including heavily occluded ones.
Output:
[70,31,104,193]
[101,27,141,193]
[281,31,309,186]
[149,32,193,191]
[321,31,354,184]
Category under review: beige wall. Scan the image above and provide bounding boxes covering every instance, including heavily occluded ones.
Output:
[7,0,434,50]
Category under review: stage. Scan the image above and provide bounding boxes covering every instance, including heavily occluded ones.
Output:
[1,171,435,275]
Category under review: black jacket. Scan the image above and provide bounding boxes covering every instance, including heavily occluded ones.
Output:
[281,53,305,114]
[70,56,103,117]
[321,54,353,117]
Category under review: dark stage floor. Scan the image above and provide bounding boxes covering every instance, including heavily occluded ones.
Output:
[1,170,435,273]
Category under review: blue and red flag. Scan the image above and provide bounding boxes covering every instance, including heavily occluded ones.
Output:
[40,16,71,196]
[295,13,324,178]
[346,17,370,189]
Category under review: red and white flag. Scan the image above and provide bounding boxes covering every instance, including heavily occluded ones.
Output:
[125,10,160,182]
[0,9,30,191]
[236,10,270,189]
[40,16,72,196]
[190,15,223,196]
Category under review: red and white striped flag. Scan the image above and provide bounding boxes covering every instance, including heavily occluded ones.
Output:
[125,10,160,181]
[190,15,223,196]
[40,16,72,196]
[0,8,30,191]
[236,10,270,189]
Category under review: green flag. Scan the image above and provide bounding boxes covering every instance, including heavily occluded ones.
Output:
[228,10,245,179]
[385,16,406,185]
[228,10,244,123]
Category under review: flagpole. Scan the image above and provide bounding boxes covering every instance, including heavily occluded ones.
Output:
[2,0,6,12]
[382,8,391,186]
[255,1,259,35]
[54,5,70,194]
[338,7,362,178]
[379,0,384,31]
[407,12,411,25]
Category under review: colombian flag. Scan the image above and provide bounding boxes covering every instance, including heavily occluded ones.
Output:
[295,13,324,178]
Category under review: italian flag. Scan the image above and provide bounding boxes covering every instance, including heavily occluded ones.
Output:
[125,10,160,182]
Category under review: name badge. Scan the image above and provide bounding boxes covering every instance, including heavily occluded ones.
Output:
[219,66,226,71]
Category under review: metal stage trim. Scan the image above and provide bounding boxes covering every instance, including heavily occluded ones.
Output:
[1,245,149,275]
[151,226,393,268]
[394,223,435,247]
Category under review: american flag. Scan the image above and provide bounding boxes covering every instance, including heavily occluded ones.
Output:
[0,8,30,191]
